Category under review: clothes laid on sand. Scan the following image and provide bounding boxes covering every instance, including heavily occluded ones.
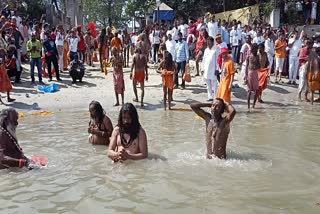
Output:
[133,70,145,83]
[0,64,12,92]
[216,58,235,103]
[247,69,259,92]
[161,69,175,90]
[113,67,125,94]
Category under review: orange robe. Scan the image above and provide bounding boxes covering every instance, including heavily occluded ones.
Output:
[161,69,175,90]
[0,64,12,92]
[216,58,235,103]
[63,40,69,70]
[258,67,269,96]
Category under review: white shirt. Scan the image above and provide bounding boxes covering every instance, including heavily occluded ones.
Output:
[131,35,137,46]
[152,30,161,44]
[289,39,302,57]
[171,27,178,41]
[249,30,257,38]
[55,32,64,46]
[230,28,241,46]
[252,36,265,45]
[265,38,275,56]
[165,39,176,58]
[178,24,188,39]
[207,21,219,38]
[69,37,80,52]
[203,46,218,80]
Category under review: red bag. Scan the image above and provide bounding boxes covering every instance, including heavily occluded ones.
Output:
[183,64,192,82]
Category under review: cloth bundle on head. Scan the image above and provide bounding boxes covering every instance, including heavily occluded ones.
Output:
[218,48,229,69]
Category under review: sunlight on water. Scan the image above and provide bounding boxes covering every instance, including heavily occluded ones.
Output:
[0,109,320,213]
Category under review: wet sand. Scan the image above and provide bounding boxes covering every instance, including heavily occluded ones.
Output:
[0,60,319,113]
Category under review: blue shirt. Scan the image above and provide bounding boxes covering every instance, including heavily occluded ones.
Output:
[222,27,230,45]
[174,40,189,63]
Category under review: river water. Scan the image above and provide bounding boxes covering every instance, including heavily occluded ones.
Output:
[0,108,320,213]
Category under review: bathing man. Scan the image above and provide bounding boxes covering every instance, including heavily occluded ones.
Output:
[190,98,236,159]
[0,108,33,169]
[108,103,148,162]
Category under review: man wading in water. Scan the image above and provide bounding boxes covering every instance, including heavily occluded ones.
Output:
[108,103,148,162]
[0,108,34,169]
[190,99,236,159]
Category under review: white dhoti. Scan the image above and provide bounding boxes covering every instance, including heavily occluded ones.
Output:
[204,77,218,100]
[298,63,308,93]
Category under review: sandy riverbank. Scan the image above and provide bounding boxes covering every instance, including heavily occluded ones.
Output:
[0,60,319,114]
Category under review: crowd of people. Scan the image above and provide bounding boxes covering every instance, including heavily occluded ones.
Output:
[1,5,320,168]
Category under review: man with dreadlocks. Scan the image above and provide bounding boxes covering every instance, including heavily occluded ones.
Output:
[88,101,114,145]
[0,108,33,169]
[108,103,148,162]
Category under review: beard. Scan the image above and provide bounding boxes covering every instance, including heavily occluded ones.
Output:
[6,123,18,140]
[122,123,132,134]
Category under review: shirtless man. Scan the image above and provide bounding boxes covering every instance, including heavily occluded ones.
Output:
[84,30,93,66]
[108,103,148,162]
[130,48,148,107]
[88,101,114,145]
[122,29,131,67]
[190,99,236,159]
[136,33,149,58]
[0,108,34,169]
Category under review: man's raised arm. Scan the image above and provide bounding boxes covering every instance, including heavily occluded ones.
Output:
[190,102,212,123]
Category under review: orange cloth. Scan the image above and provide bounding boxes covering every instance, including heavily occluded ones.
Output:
[63,40,69,69]
[0,64,12,92]
[307,71,320,91]
[258,67,269,96]
[216,58,235,103]
[133,70,145,83]
[111,37,122,51]
[161,69,175,90]
[306,54,320,92]
[275,39,287,58]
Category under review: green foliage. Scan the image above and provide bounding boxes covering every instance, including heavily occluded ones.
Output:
[259,0,276,17]
[83,0,127,27]
[124,0,155,18]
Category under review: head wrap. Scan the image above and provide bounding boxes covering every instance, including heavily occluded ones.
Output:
[215,34,222,40]
[217,48,229,68]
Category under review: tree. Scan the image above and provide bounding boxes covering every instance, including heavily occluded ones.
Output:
[124,0,155,18]
[83,0,127,27]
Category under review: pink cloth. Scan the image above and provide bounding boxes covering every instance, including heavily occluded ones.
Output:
[247,69,259,92]
[113,67,125,94]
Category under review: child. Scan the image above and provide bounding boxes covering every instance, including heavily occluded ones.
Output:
[110,47,124,106]
[159,51,175,110]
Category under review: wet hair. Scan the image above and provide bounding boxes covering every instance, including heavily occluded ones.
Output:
[118,103,141,140]
[251,43,259,51]
[163,51,174,70]
[0,108,17,128]
[215,98,226,113]
[89,101,105,127]
[99,28,107,44]
[178,32,182,37]
[135,47,142,54]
